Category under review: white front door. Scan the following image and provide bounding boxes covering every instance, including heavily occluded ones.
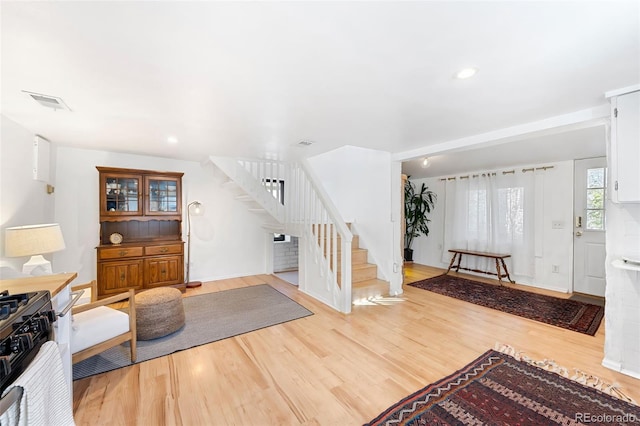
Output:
[573,157,607,297]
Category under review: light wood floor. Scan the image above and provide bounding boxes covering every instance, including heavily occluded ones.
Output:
[72,264,639,425]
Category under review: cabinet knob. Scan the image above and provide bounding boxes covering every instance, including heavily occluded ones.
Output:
[120,274,126,281]
[160,247,168,253]
[119,250,128,256]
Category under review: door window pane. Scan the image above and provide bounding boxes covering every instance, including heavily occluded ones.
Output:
[587,210,604,230]
[587,168,605,188]
[586,188,605,209]
[585,167,606,230]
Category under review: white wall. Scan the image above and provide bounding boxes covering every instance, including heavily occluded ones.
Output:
[53,146,270,284]
[273,237,298,272]
[603,199,640,378]
[411,160,575,293]
[0,116,57,272]
[307,146,403,293]
[602,90,640,379]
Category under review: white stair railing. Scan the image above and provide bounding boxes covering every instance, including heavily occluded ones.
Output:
[291,160,353,313]
[208,156,353,313]
[210,156,284,225]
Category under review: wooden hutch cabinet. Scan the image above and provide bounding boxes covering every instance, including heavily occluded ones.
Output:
[96,166,185,298]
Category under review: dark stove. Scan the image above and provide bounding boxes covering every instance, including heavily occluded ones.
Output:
[0,290,56,393]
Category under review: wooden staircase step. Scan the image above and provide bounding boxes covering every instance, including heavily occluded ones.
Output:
[351,249,368,265]
[337,262,377,284]
[352,263,377,282]
[328,248,367,265]
[352,278,388,289]
[352,278,390,303]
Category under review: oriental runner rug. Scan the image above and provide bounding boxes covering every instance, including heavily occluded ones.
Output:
[408,274,603,335]
[365,346,639,426]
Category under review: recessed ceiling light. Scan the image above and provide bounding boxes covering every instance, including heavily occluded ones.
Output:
[167,136,179,144]
[22,90,71,111]
[455,67,478,79]
[422,157,430,168]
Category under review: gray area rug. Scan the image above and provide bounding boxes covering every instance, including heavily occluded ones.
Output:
[73,284,313,380]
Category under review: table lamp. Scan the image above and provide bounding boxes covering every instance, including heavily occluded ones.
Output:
[5,223,66,275]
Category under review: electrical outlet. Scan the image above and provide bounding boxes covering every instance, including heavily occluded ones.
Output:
[552,265,559,273]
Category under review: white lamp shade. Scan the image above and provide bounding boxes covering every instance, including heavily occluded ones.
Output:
[5,223,66,257]
[188,200,203,216]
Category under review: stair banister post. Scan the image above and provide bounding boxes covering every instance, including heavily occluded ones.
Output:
[341,238,352,313]
[300,159,353,313]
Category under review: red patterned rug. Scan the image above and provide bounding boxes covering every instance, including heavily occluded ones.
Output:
[408,274,604,335]
[365,348,640,426]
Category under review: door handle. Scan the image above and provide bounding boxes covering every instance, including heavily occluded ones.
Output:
[575,231,583,237]
[57,289,85,318]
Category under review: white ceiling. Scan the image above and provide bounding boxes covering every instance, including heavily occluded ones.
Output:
[2,1,639,173]
[402,125,608,178]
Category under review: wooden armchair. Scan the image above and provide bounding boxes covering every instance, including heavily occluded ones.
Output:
[70,280,137,364]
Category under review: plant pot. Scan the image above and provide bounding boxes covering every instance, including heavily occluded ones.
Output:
[404,248,414,262]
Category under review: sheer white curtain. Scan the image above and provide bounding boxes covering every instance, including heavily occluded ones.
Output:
[442,171,535,278]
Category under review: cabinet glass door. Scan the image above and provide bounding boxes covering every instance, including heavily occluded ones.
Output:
[103,174,141,216]
[145,176,181,215]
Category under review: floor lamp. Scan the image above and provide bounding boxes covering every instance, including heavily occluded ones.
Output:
[186,201,203,288]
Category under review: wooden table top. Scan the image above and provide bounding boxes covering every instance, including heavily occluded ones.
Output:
[1,272,78,297]
[448,249,511,258]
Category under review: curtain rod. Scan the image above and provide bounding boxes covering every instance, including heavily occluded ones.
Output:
[439,165,555,181]
[522,166,555,173]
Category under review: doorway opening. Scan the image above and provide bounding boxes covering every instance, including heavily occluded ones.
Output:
[273,235,299,286]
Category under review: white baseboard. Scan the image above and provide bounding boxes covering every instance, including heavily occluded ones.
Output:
[390,286,404,296]
[434,263,570,293]
[602,357,622,372]
[199,269,267,283]
[602,357,640,379]
[516,281,570,294]
[620,367,640,380]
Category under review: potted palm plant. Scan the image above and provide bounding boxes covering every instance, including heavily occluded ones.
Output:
[404,179,436,262]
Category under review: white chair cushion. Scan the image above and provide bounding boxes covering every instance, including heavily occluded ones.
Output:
[71,306,130,354]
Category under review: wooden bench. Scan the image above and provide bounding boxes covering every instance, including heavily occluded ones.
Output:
[445,249,515,285]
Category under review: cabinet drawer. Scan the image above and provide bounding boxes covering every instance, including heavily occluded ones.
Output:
[145,244,183,256]
[99,246,144,260]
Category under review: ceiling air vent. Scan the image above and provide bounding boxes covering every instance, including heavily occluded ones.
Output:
[22,91,71,111]
[297,140,314,147]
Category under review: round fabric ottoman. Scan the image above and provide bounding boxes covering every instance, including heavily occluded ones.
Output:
[135,287,185,340]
